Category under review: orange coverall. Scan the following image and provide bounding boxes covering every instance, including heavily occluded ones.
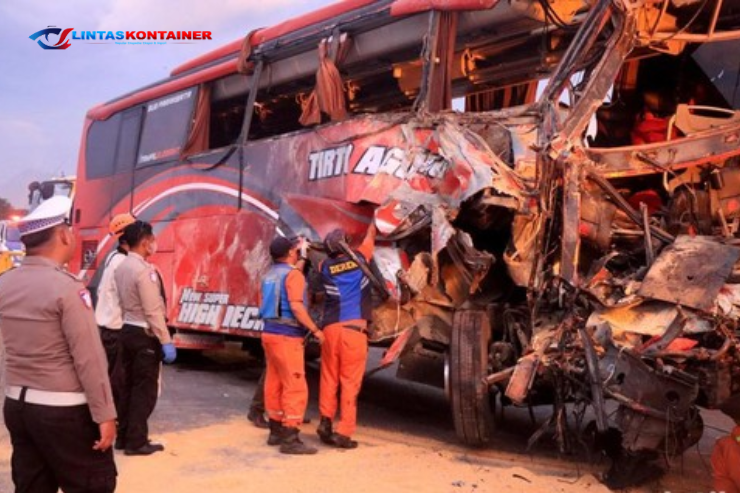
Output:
[319,238,374,438]
[262,270,309,428]
[712,425,740,493]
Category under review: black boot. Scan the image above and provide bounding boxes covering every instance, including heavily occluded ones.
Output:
[316,416,334,445]
[280,427,318,455]
[330,433,358,449]
[267,419,284,446]
[248,408,269,429]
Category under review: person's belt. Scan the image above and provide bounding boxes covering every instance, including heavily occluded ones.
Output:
[99,325,122,331]
[123,320,149,329]
[5,386,87,406]
[343,324,368,334]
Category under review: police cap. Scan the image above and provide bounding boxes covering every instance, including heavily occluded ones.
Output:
[17,196,72,237]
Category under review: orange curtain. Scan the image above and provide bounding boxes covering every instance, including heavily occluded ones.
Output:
[299,37,349,126]
[182,85,211,157]
[237,29,262,75]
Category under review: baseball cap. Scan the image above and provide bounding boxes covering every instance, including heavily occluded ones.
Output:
[269,236,298,260]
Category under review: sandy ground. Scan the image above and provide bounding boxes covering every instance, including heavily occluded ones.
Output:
[0,346,727,493]
[113,418,608,493]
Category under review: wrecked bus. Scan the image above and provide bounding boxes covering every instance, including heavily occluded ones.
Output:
[71,0,740,486]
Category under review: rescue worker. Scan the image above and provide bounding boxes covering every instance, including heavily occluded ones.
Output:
[0,195,118,492]
[114,220,176,456]
[712,395,740,493]
[316,223,376,449]
[95,212,136,438]
[260,236,324,454]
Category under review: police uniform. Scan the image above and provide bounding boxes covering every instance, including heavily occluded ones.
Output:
[317,230,374,446]
[114,251,171,453]
[0,196,117,492]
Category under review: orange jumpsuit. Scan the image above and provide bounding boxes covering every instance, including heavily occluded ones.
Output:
[319,238,374,437]
[262,269,309,428]
[712,425,740,493]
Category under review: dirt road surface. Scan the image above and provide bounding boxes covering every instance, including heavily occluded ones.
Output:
[0,346,726,493]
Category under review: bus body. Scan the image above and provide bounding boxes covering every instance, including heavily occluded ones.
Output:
[71,0,740,485]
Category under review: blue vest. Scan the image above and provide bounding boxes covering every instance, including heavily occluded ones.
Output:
[321,251,373,325]
[260,263,306,338]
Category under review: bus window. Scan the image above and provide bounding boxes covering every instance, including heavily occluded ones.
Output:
[86,113,122,179]
[116,108,142,175]
[465,82,538,112]
[452,97,465,112]
[206,74,307,147]
[248,95,304,140]
[206,74,248,149]
[137,87,197,167]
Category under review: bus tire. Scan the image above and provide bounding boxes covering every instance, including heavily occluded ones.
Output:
[449,309,493,446]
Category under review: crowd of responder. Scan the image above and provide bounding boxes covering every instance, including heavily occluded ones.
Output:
[0,196,376,491]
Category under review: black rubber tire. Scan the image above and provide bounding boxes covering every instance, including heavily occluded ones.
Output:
[449,309,493,446]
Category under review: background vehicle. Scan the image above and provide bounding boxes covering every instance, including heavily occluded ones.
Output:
[71,0,740,487]
[0,221,24,275]
[27,176,76,211]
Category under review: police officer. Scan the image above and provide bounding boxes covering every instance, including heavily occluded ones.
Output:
[316,223,376,449]
[0,196,117,492]
[95,213,136,437]
[260,236,324,454]
[114,220,176,456]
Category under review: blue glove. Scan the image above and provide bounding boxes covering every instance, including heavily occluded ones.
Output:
[162,343,177,364]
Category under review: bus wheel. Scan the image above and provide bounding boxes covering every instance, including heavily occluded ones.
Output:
[449,309,493,446]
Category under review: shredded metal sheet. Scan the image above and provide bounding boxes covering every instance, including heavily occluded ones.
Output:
[638,235,740,312]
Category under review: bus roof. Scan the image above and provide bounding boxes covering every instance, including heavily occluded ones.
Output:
[87,0,497,121]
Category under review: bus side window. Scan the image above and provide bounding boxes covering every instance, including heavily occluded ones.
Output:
[206,73,306,145]
[116,108,142,175]
[137,87,197,167]
[86,113,123,180]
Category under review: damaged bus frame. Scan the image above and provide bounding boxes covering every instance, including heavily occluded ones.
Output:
[72,0,740,486]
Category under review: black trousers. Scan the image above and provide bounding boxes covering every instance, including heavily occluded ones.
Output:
[118,325,161,450]
[3,396,116,493]
[249,369,266,414]
[98,327,123,418]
